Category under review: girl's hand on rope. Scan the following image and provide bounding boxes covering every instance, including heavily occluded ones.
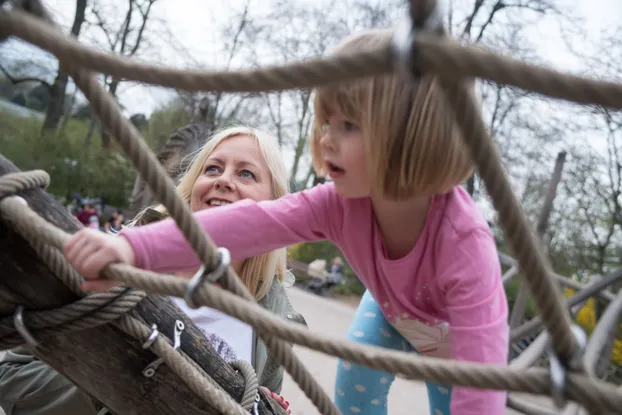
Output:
[63,228,136,292]
[260,387,291,414]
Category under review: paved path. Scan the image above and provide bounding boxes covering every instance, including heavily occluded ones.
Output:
[0,287,562,414]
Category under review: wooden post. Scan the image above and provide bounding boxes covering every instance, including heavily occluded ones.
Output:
[0,153,283,415]
[509,151,567,331]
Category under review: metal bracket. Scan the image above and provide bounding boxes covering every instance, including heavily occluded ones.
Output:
[184,247,231,309]
[142,320,185,378]
[14,305,38,348]
[252,392,260,415]
[141,324,159,349]
[546,325,587,409]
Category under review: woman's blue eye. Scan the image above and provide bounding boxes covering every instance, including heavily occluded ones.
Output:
[240,170,255,179]
[205,165,220,173]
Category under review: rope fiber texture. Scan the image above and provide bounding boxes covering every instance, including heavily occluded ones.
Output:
[1,0,622,413]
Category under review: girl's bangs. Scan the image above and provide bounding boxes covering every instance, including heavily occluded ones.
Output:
[313,81,366,122]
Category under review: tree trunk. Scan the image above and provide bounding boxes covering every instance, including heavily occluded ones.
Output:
[535,151,567,239]
[288,135,307,190]
[466,174,475,196]
[40,0,87,136]
[0,153,282,414]
[100,79,121,148]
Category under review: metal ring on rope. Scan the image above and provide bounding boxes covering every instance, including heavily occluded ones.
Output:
[184,247,231,309]
[547,325,588,409]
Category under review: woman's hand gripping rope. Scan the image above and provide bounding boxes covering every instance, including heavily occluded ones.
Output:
[260,387,291,414]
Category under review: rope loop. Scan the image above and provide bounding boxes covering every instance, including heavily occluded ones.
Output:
[184,247,231,309]
[230,359,259,411]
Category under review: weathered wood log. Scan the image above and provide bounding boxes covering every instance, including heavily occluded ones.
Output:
[0,153,283,415]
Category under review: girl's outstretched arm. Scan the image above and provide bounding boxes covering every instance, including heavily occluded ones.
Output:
[121,183,340,273]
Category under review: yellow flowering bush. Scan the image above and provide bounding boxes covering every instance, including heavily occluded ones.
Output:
[564,287,622,367]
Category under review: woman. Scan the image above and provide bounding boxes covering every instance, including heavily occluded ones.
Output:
[0,125,306,414]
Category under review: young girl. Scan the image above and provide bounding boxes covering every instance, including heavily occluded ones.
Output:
[63,28,509,414]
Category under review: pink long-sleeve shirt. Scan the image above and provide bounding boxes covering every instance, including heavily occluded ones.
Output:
[121,182,509,414]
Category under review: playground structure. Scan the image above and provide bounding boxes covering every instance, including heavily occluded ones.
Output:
[1,0,622,414]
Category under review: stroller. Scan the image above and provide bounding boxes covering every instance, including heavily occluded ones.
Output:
[305,258,345,297]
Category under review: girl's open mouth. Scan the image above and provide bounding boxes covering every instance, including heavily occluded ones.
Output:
[326,161,345,178]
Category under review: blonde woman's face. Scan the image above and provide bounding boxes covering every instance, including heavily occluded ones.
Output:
[319,110,371,198]
[190,135,273,212]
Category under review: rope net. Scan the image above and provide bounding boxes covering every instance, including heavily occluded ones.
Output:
[0,0,621,414]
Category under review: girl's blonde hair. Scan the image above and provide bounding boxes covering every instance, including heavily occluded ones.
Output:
[129,125,289,300]
[310,28,474,200]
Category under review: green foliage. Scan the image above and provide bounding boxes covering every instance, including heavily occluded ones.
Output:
[0,109,137,207]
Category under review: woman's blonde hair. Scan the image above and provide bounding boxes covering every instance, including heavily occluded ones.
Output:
[129,125,289,300]
[310,28,474,200]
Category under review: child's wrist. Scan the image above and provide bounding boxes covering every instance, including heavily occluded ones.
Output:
[118,235,137,266]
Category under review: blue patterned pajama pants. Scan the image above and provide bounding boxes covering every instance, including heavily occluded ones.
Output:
[335,290,452,415]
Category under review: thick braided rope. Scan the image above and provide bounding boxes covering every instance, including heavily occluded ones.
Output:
[0,176,254,415]
[230,360,260,411]
[0,287,145,349]
[3,9,622,110]
[2,193,621,412]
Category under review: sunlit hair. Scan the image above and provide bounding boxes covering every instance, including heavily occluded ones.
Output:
[310,28,474,200]
[129,126,289,300]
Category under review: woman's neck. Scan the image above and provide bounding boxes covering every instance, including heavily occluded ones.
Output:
[176,259,245,279]
[371,193,431,260]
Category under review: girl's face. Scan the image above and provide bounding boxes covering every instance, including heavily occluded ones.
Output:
[319,110,371,198]
[190,135,273,212]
